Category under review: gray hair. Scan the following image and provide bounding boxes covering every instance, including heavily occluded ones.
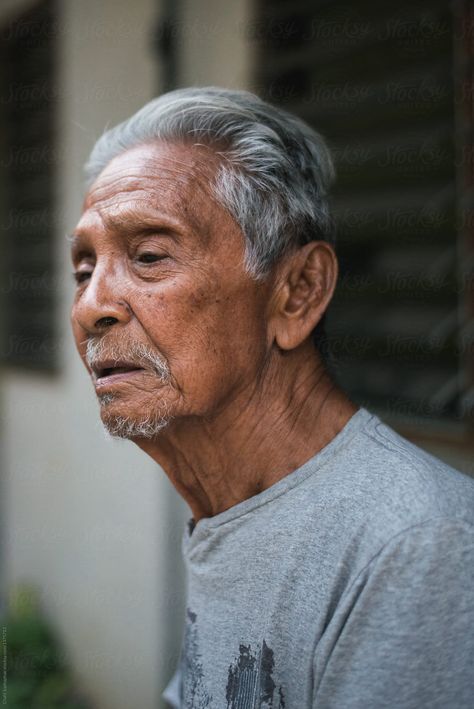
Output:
[85,86,336,281]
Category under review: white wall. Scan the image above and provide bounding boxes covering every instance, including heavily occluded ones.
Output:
[1,0,189,707]
[1,1,255,707]
[179,0,253,88]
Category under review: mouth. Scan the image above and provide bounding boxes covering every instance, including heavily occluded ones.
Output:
[91,360,146,387]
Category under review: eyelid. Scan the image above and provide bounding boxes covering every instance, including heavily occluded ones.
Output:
[72,269,92,285]
[135,252,170,265]
[71,245,94,263]
[136,247,168,254]
[134,237,169,250]
[134,239,171,258]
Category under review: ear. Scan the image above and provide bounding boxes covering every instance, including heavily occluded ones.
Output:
[270,241,338,351]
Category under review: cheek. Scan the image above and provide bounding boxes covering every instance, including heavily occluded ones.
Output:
[71,316,86,358]
[185,289,266,378]
[182,286,238,349]
[134,276,265,374]
[133,285,210,362]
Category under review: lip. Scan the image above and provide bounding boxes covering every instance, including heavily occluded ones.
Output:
[94,368,146,389]
[90,360,146,389]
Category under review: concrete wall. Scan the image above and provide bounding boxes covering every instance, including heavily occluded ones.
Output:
[179,0,253,88]
[1,1,254,707]
[1,0,186,707]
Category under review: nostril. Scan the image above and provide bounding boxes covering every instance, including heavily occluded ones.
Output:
[95,316,118,329]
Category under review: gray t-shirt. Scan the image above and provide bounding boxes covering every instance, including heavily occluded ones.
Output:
[163,407,474,708]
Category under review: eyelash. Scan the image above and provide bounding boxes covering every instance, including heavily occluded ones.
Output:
[136,252,166,264]
[72,252,168,285]
[73,271,91,285]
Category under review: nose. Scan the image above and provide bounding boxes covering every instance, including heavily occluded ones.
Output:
[72,266,132,335]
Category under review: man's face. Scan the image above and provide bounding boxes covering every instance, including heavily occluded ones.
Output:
[70,142,273,438]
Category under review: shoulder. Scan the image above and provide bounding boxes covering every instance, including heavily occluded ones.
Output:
[313,516,474,708]
[296,408,474,573]
[356,516,474,588]
[334,409,474,531]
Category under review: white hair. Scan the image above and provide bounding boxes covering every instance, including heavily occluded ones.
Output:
[85,86,336,281]
[85,338,171,382]
[98,409,171,440]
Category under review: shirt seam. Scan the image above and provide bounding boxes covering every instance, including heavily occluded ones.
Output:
[361,421,452,479]
[339,515,474,598]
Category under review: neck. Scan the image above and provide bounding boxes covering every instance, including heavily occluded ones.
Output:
[136,343,358,523]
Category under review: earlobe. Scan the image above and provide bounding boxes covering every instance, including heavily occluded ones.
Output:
[273,242,338,351]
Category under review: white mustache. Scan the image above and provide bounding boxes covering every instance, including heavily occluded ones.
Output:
[85,337,171,381]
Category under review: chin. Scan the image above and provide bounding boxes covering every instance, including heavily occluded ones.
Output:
[98,397,173,440]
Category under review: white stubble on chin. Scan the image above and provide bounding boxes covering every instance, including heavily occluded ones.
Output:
[99,401,173,440]
[88,338,174,439]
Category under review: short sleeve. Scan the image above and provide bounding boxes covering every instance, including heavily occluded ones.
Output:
[313,518,474,709]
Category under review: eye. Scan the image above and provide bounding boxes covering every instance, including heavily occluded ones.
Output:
[73,270,92,285]
[136,252,167,264]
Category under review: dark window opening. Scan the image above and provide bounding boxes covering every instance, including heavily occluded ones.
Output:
[253,0,473,430]
[0,0,58,371]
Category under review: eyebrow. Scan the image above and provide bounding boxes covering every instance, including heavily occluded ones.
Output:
[103,211,186,239]
[68,212,188,249]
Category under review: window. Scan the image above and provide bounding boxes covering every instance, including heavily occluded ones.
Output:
[253,0,473,433]
[0,0,57,370]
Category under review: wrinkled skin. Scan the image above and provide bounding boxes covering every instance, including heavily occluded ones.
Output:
[71,141,357,522]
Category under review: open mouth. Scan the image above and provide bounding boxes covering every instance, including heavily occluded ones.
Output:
[92,360,146,385]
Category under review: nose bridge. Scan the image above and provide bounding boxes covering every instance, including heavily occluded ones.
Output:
[90,256,122,301]
[75,259,131,332]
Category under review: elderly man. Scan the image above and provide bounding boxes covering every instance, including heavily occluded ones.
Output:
[71,87,474,708]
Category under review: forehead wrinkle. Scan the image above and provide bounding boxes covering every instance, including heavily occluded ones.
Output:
[90,145,217,200]
[89,141,219,204]
[81,142,231,250]
[100,204,190,241]
[104,185,214,238]
[89,157,214,213]
[78,189,213,252]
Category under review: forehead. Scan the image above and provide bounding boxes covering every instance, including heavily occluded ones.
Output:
[76,141,224,238]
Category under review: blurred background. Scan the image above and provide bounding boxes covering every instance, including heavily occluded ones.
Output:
[0,0,472,707]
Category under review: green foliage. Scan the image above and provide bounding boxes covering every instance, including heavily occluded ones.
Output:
[1,584,93,709]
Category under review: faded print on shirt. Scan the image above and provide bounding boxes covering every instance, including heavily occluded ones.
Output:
[181,608,286,708]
